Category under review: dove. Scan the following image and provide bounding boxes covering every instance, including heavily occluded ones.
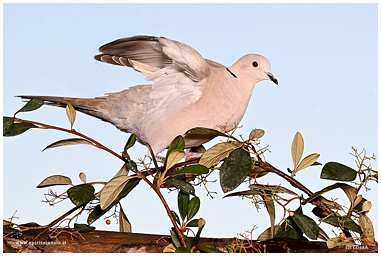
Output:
[20,35,278,156]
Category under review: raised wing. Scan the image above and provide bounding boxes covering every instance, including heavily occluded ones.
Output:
[94,35,211,81]
[95,35,220,112]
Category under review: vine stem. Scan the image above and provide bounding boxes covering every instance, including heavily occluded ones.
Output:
[257,161,334,215]
[14,117,187,248]
[136,171,187,247]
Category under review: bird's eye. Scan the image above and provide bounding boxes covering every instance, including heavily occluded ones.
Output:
[252,61,258,68]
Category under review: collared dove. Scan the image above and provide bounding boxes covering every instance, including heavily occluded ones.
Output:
[21,35,278,156]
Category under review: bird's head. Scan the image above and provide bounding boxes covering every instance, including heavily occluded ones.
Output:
[230,54,278,85]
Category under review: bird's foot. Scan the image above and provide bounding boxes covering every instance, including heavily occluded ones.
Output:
[148,150,202,164]
[184,151,203,161]
[155,155,166,163]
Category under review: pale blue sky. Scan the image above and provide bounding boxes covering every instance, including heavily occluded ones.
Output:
[3,3,378,240]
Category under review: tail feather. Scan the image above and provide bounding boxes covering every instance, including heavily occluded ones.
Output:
[18,95,106,121]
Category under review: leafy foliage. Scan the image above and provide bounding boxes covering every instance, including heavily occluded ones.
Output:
[37,175,73,188]
[220,147,251,193]
[321,162,357,181]
[3,121,37,136]
[4,99,377,251]
[67,184,95,207]
[16,98,44,114]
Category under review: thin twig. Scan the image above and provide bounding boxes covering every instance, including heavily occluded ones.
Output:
[14,117,128,163]
[18,205,82,253]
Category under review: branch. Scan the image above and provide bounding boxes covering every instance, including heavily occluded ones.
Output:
[257,162,333,216]
[14,117,187,247]
[14,117,128,163]
[136,171,187,247]
[18,205,83,252]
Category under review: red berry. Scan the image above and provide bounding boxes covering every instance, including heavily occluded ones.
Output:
[106,219,111,225]
[289,211,294,217]
[340,232,345,239]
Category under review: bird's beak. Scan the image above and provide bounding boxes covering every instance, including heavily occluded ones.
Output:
[266,72,278,85]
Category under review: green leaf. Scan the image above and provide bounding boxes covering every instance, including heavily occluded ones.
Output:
[100,176,139,210]
[220,147,252,193]
[225,184,299,200]
[87,205,104,225]
[185,127,227,138]
[18,222,41,228]
[73,223,95,233]
[194,219,205,245]
[166,135,185,158]
[178,191,189,220]
[123,133,136,159]
[170,164,209,176]
[274,216,304,239]
[43,138,94,151]
[186,219,199,227]
[16,98,44,114]
[292,212,319,240]
[200,245,224,253]
[67,184,95,207]
[112,176,141,202]
[187,196,200,220]
[261,192,275,238]
[318,226,330,241]
[359,213,375,243]
[175,247,190,253]
[170,229,181,248]
[3,117,14,136]
[249,161,269,178]
[87,177,140,225]
[291,132,304,169]
[249,184,299,197]
[110,163,129,179]
[341,184,358,203]
[354,197,368,212]
[124,133,137,151]
[257,226,280,240]
[171,210,180,225]
[165,149,185,171]
[126,160,138,173]
[323,216,363,234]
[249,129,265,140]
[37,175,73,188]
[165,136,185,170]
[223,189,265,198]
[303,183,358,205]
[166,180,195,194]
[190,145,206,153]
[312,207,329,218]
[146,144,160,173]
[3,122,37,136]
[321,162,357,181]
[119,207,131,233]
[294,205,303,214]
[316,196,344,211]
[184,235,193,250]
[199,142,239,168]
[65,102,76,129]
